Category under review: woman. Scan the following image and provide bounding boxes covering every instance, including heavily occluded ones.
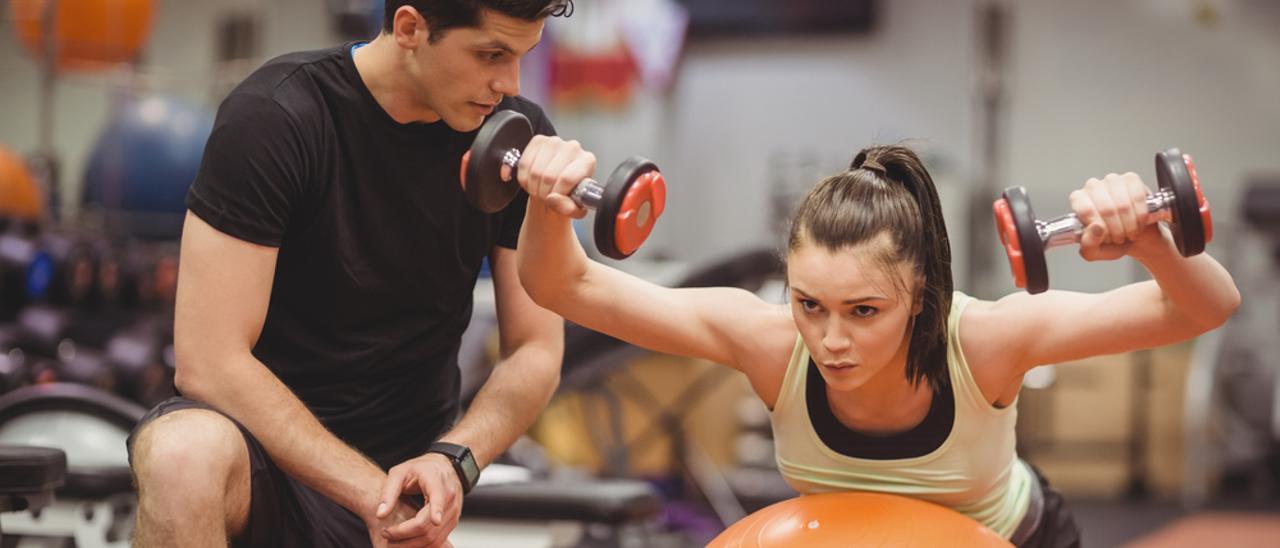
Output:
[513,142,1239,546]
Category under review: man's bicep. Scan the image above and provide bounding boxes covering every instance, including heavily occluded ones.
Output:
[174,211,280,365]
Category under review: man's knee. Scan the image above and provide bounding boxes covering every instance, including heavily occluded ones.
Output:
[131,408,252,541]
[131,408,248,501]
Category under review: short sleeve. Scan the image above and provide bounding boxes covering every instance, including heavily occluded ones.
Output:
[185,92,312,247]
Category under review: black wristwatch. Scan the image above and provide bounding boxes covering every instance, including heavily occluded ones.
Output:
[427,442,480,494]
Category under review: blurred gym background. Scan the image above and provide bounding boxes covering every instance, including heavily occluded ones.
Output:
[0,0,1277,546]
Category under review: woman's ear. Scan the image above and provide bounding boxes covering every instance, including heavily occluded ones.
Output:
[912,276,926,315]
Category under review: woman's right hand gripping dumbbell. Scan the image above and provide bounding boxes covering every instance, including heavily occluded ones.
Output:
[465,110,666,260]
[514,135,597,219]
[1068,172,1171,263]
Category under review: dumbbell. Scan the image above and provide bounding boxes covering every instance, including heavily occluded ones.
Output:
[91,240,179,309]
[0,230,54,314]
[0,325,30,393]
[16,304,79,360]
[104,318,173,407]
[0,232,95,312]
[52,348,116,393]
[993,148,1213,294]
[36,231,96,307]
[459,110,667,260]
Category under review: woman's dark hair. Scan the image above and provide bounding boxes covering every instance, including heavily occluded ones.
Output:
[786,145,954,391]
[384,0,574,41]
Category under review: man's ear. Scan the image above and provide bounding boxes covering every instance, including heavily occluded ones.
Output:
[392,5,429,48]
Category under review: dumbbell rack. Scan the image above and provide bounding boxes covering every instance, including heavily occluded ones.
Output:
[0,214,178,410]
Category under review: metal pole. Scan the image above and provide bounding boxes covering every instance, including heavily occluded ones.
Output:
[968,1,1009,298]
[1126,263,1153,500]
[33,0,62,222]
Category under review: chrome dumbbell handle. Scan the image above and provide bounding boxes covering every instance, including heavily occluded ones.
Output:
[1038,188,1176,251]
[498,148,604,209]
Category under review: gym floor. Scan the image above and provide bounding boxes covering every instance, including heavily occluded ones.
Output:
[1073,497,1280,547]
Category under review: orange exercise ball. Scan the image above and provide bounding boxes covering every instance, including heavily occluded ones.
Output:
[708,492,1013,548]
[0,145,45,220]
[9,0,155,71]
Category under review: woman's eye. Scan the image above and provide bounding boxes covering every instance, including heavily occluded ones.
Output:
[799,299,820,312]
[853,305,878,318]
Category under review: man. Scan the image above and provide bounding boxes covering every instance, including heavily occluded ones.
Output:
[127,1,595,546]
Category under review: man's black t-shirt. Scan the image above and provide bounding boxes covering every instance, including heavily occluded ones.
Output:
[185,43,554,469]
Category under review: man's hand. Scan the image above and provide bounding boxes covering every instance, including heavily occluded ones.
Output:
[374,453,464,547]
[365,497,447,548]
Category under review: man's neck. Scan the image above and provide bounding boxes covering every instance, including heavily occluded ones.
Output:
[351,36,442,124]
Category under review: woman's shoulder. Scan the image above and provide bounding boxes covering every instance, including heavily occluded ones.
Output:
[955,292,1009,359]
[955,291,1026,404]
[731,303,800,408]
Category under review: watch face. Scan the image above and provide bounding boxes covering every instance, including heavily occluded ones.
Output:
[431,442,480,490]
[460,454,480,484]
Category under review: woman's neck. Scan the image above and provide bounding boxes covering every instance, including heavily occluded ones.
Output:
[827,338,933,434]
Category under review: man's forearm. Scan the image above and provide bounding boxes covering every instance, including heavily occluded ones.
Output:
[436,345,561,467]
[177,353,385,516]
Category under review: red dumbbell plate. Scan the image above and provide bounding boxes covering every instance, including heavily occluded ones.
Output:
[596,156,663,260]
[993,186,1049,294]
[1155,148,1211,257]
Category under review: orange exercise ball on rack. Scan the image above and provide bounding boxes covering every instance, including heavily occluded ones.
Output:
[0,144,45,221]
[9,0,156,71]
[708,492,1013,548]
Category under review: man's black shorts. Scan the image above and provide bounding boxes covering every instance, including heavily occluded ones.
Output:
[127,396,371,548]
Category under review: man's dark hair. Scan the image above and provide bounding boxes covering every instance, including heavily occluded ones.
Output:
[383,0,574,41]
